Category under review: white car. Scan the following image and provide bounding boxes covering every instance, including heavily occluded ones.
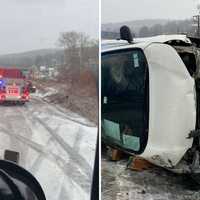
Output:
[102,28,200,181]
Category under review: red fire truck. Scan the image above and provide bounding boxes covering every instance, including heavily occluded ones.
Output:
[0,68,32,104]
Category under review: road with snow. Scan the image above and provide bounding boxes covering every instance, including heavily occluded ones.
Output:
[0,95,97,200]
[102,153,200,200]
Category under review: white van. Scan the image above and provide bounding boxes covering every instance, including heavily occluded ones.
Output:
[102,31,200,181]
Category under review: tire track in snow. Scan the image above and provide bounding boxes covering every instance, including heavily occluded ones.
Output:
[0,104,34,165]
[0,98,96,198]
[16,105,92,191]
[0,126,91,194]
[24,98,94,177]
[33,116,92,179]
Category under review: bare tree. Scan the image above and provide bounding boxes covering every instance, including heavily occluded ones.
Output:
[58,31,93,69]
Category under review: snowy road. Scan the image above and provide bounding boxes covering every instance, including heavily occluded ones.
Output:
[0,95,97,200]
[102,154,200,200]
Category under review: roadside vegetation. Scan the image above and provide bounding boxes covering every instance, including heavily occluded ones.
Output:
[0,31,99,124]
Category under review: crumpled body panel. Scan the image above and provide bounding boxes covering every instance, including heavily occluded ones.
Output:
[142,43,196,167]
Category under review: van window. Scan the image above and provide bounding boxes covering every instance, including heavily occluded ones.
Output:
[102,49,149,154]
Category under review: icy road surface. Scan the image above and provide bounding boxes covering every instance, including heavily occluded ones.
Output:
[0,96,97,200]
[102,154,200,200]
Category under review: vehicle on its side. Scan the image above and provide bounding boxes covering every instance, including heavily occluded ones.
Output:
[0,68,32,104]
[101,26,200,182]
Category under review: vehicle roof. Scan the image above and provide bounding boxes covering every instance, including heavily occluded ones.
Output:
[101,34,192,53]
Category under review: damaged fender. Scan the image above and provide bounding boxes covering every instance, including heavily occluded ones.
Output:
[141,43,196,168]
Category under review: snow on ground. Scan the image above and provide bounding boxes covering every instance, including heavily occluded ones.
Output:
[34,87,58,99]
[33,88,96,127]
[102,153,200,200]
[0,96,97,200]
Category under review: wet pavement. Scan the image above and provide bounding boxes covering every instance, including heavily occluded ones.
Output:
[102,153,200,200]
[0,95,97,200]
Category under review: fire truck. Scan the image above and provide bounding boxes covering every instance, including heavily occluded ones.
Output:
[0,68,32,104]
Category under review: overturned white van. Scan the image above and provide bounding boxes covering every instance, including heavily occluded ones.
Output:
[102,30,200,180]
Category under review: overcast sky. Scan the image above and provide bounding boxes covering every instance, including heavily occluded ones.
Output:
[102,0,199,23]
[0,0,98,54]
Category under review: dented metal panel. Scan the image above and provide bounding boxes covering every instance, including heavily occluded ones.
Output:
[141,43,196,167]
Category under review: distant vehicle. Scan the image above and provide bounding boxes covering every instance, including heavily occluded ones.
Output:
[101,26,200,182]
[0,68,35,104]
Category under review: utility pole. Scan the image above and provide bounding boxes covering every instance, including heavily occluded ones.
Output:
[193,4,200,37]
[193,15,200,37]
[198,15,200,37]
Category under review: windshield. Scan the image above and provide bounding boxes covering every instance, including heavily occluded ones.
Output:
[102,49,149,154]
[0,1,98,199]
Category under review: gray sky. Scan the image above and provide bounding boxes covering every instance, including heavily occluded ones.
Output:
[0,0,99,54]
[102,0,199,23]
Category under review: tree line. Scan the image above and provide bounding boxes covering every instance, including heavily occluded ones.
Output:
[138,19,194,37]
[102,19,196,39]
[0,31,98,73]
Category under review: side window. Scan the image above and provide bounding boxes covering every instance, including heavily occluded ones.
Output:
[102,49,149,154]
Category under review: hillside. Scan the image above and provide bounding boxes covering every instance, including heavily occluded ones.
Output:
[102,19,169,32]
[102,18,194,38]
[0,48,64,68]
